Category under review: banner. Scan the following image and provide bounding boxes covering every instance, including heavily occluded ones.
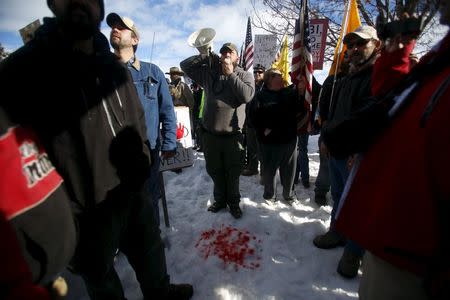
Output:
[271,36,290,87]
[329,0,361,75]
[309,19,329,70]
[254,34,278,70]
[19,19,41,44]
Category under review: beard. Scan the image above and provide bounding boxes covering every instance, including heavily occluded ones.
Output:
[109,35,126,51]
[59,2,100,40]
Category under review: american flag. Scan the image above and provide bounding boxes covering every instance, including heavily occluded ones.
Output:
[291,0,313,104]
[243,17,254,71]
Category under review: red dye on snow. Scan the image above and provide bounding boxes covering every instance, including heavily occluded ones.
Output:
[195,225,262,271]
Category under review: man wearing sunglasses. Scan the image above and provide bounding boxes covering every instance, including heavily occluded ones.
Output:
[313,25,381,279]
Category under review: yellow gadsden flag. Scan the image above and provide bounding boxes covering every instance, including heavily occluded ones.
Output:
[329,0,361,75]
[271,35,290,87]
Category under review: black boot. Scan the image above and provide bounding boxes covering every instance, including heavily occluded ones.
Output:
[164,283,193,300]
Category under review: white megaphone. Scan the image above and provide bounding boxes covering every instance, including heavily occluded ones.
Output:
[187,28,216,55]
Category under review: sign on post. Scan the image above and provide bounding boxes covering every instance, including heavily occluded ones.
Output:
[19,19,41,45]
[254,34,278,70]
[309,19,329,70]
[159,106,194,227]
[159,144,194,172]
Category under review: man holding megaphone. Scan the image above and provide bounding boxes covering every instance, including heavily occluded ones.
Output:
[181,37,255,219]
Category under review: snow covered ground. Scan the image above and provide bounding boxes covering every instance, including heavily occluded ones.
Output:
[64,134,359,300]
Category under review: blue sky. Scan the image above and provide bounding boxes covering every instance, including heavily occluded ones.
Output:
[0,0,273,77]
[2,1,445,83]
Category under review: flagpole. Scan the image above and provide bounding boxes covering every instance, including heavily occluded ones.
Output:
[329,0,351,108]
[332,0,351,76]
[299,0,306,45]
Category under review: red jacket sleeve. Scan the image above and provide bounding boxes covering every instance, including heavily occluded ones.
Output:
[371,41,416,96]
[0,212,50,300]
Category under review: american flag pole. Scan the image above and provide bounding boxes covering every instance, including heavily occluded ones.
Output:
[239,42,244,68]
[291,0,313,104]
[243,17,254,71]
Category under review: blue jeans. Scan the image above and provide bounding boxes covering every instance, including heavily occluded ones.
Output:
[294,133,309,184]
[329,156,364,257]
[328,156,349,227]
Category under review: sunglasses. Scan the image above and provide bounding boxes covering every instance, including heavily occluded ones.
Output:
[253,70,264,74]
[346,39,370,49]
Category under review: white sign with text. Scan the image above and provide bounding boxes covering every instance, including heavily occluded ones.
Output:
[254,34,278,70]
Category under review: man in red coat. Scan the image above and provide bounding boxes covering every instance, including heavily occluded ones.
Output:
[333,1,450,299]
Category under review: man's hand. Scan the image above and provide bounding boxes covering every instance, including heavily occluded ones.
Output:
[347,154,356,170]
[221,57,234,76]
[161,150,176,160]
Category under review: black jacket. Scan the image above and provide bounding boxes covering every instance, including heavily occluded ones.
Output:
[0,18,150,214]
[327,65,373,126]
[249,86,306,144]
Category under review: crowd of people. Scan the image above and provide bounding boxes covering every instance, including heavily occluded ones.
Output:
[0,0,449,299]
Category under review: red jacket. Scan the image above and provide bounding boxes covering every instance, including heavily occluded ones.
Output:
[336,32,450,280]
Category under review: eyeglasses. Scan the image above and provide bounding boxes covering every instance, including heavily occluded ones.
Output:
[346,39,370,49]
[253,70,264,74]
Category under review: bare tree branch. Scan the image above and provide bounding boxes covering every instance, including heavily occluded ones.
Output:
[252,0,440,63]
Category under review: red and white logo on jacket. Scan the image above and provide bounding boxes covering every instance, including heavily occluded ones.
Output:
[0,126,63,220]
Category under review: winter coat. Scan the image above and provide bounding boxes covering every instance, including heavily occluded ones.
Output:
[249,86,306,144]
[326,61,374,126]
[170,78,195,109]
[0,18,150,214]
[180,53,254,134]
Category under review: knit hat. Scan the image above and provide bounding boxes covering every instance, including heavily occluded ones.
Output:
[47,0,105,20]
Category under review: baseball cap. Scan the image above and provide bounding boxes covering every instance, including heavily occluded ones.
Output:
[343,25,379,44]
[254,64,266,72]
[106,13,140,39]
[219,42,238,54]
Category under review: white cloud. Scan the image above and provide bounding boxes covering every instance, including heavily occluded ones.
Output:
[0,0,53,31]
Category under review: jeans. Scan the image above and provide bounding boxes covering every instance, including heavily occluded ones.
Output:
[329,156,349,227]
[329,156,364,257]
